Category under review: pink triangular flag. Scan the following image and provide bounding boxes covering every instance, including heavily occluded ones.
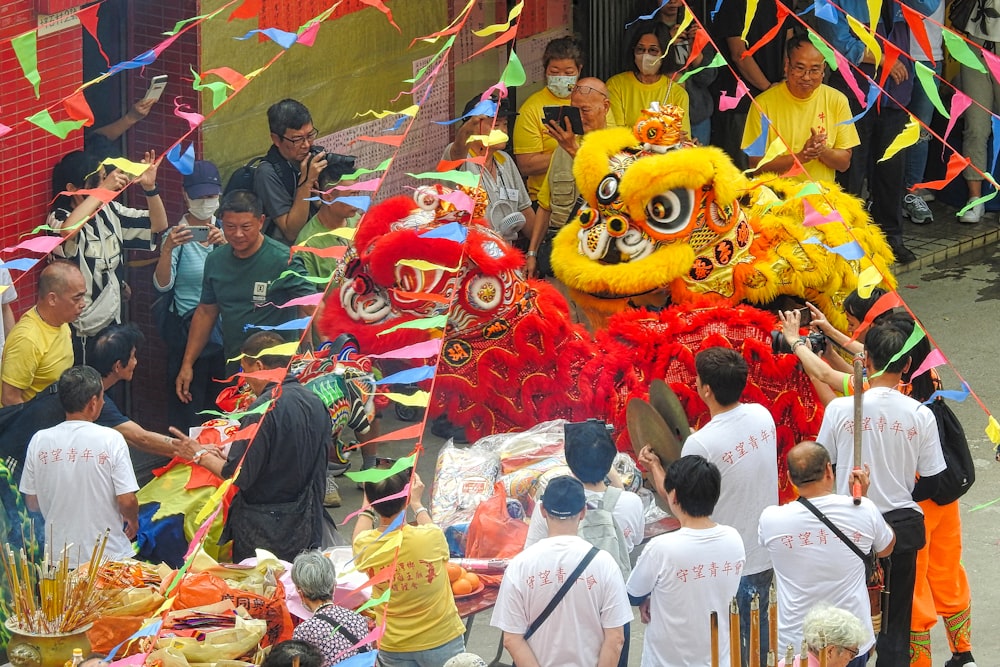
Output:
[802,199,844,227]
[297,22,321,46]
[835,52,866,104]
[944,91,972,145]
[910,348,947,379]
[0,123,11,137]
[719,80,749,112]
[983,48,1000,87]
[4,235,65,254]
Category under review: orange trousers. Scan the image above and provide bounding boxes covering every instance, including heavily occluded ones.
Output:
[909,499,972,666]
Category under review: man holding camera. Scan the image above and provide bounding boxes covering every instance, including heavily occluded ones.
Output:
[255,99,329,244]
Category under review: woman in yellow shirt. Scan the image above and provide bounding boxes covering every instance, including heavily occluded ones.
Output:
[607,22,692,134]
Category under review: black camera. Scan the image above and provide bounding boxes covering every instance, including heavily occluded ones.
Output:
[771,330,827,355]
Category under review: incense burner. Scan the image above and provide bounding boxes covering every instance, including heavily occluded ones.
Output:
[5,620,92,667]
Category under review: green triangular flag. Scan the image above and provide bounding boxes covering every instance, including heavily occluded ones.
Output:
[12,31,40,98]
[942,30,986,73]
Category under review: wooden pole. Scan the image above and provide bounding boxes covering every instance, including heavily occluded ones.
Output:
[852,357,864,504]
[750,593,760,667]
[768,581,778,656]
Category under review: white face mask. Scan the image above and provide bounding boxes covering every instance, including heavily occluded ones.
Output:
[637,53,662,76]
[547,75,578,99]
[187,196,219,221]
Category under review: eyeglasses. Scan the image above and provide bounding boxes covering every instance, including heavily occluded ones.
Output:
[839,647,860,659]
[634,46,663,56]
[281,129,319,146]
[572,85,609,98]
[790,64,824,77]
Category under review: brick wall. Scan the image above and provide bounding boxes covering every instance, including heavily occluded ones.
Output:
[125,0,202,432]
[0,11,84,314]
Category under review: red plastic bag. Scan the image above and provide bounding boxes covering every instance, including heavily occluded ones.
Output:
[465,483,528,586]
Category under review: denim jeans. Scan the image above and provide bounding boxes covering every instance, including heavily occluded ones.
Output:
[904,60,943,189]
[376,635,465,667]
[737,568,774,667]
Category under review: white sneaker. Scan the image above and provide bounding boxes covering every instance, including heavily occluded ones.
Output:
[959,199,985,224]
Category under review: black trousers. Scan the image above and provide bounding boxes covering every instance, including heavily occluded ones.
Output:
[877,509,926,666]
[838,104,909,247]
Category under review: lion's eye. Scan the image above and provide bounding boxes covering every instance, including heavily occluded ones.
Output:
[597,175,619,204]
[644,189,694,236]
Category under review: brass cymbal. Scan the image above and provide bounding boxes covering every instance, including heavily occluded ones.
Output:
[626,397,682,467]
[648,378,692,446]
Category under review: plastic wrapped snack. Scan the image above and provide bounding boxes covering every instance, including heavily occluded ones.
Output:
[498,456,569,514]
[473,419,567,474]
[430,441,502,527]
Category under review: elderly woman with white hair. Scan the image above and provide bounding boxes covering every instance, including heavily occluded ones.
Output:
[290,550,371,665]
[779,605,868,667]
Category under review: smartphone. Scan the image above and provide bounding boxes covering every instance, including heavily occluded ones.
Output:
[187,226,210,243]
[143,75,168,102]
[543,105,584,135]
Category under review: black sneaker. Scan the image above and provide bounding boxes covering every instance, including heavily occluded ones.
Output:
[891,243,917,264]
[944,652,977,667]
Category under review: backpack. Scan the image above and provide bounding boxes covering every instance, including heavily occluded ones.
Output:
[949,0,994,35]
[926,398,976,505]
[578,486,631,580]
[223,146,299,240]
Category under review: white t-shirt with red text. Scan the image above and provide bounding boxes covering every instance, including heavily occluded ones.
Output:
[20,420,138,567]
[491,534,633,667]
[759,493,894,654]
[682,402,779,574]
[627,524,746,667]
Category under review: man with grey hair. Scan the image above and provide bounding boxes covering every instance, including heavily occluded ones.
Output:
[760,441,894,665]
[290,550,370,662]
[19,366,139,568]
[787,604,868,667]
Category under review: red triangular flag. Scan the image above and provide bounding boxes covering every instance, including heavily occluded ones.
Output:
[899,4,935,66]
[228,0,260,21]
[744,4,790,59]
[63,90,95,127]
[912,152,971,192]
[76,5,110,65]
[848,291,904,342]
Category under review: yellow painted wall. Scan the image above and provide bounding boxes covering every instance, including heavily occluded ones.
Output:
[200,0,449,179]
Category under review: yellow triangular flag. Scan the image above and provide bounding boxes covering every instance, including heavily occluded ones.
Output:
[384,390,430,407]
[468,129,509,147]
[742,0,760,41]
[668,11,694,51]
[756,138,791,172]
[473,0,524,36]
[102,157,150,176]
[866,0,883,29]
[856,264,883,298]
[846,14,882,66]
[879,116,920,162]
[195,479,232,524]
[398,259,462,272]
[985,415,1000,444]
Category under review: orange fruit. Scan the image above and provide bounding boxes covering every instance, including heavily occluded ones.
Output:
[461,572,480,589]
[452,578,474,596]
[447,563,464,583]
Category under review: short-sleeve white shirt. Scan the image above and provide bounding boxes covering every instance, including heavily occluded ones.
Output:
[682,403,779,574]
[491,534,633,667]
[627,525,746,667]
[20,420,138,568]
[759,493,894,654]
[817,387,946,514]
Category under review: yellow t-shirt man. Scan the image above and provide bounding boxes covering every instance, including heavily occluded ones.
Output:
[1,307,74,404]
[606,72,692,134]
[353,523,466,653]
[741,82,860,183]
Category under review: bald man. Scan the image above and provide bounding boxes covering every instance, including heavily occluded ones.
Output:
[1,261,85,405]
[759,441,894,663]
[527,77,610,281]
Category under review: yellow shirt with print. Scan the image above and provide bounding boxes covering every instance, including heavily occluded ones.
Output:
[741,82,860,184]
[1,307,73,404]
[606,72,692,133]
[513,87,570,200]
[353,523,466,652]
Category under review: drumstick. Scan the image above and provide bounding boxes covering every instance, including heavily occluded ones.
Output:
[750,593,760,667]
[852,357,864,505]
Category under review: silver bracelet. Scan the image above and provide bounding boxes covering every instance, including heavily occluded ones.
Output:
[413,506,430,518]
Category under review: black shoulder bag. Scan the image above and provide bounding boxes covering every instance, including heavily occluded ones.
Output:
[797,496,885,626]
[524,546,600,641]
